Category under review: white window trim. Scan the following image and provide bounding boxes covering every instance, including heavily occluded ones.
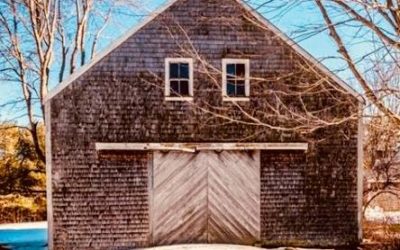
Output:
[165,58,194,101]
[222,58,250,102]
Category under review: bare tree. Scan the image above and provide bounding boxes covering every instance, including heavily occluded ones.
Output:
[0,0,143,162]
[363,116,400,215]
[252,0,399,124]
[314,0,400,125]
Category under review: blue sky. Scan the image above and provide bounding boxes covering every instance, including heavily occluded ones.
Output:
[0,0,369,123]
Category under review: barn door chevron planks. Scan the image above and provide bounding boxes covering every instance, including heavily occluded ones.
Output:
[152,152,208,245]
[207,151,260,244]
[152,150,260,246]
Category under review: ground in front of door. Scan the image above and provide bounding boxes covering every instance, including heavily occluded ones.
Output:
[144,245,334,250]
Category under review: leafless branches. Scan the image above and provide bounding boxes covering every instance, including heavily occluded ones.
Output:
[363,116,400,215]
[142,15,360,141]
[315,0,400,126]
[0,0,144,163]
[246,2,400,206]
[250,0,400,127]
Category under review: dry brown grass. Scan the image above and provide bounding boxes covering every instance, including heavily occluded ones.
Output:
[363,221,400,250]
[0,194,46,224]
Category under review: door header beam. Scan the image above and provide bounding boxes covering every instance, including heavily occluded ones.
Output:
[95,143,308,152]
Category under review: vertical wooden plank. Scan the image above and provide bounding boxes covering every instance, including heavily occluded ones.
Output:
[148,152,154,246]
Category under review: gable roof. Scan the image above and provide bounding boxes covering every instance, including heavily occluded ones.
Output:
[44,0,364,103]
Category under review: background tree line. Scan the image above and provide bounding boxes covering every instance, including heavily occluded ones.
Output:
[0,124,45,223]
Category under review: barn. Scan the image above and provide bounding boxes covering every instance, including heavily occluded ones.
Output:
[44,0,364,249]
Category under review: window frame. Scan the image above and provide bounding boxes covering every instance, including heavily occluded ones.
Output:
[165,58,194,101]
[222,58,250,101]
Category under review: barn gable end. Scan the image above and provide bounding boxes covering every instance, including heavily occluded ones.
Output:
[45,0,362,103]
[46,0,362,249]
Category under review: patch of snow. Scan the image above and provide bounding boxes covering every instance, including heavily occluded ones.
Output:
[365,206,400,224]
[365,206,385,221]
[384,211,400,224]
[0,221,47,230]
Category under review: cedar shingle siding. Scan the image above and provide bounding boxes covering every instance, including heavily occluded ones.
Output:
[47,0,361,249]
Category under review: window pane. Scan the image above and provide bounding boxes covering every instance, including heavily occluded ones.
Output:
[170,80,179,96]
[236,64,245,78]
[227,64,236,77]
[170,63,179,78]
[236,83,246,97]
[180,81,190,96]
[180,63,189,79]
[227,81,236,97]
[236,80,245,85]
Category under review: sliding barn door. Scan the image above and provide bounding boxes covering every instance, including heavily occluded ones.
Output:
[206,151,260,244]
[152,151,260,246]
[152,152,208,245]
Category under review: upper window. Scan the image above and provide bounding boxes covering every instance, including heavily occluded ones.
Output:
[222,59,250,100]
[165,58,193,101]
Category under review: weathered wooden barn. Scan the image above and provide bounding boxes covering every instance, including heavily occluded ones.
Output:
[44,0,364,249]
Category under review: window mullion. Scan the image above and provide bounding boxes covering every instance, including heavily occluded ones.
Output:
[234,64,237,96]
[235,64,237,79]
[235,79,238,96]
